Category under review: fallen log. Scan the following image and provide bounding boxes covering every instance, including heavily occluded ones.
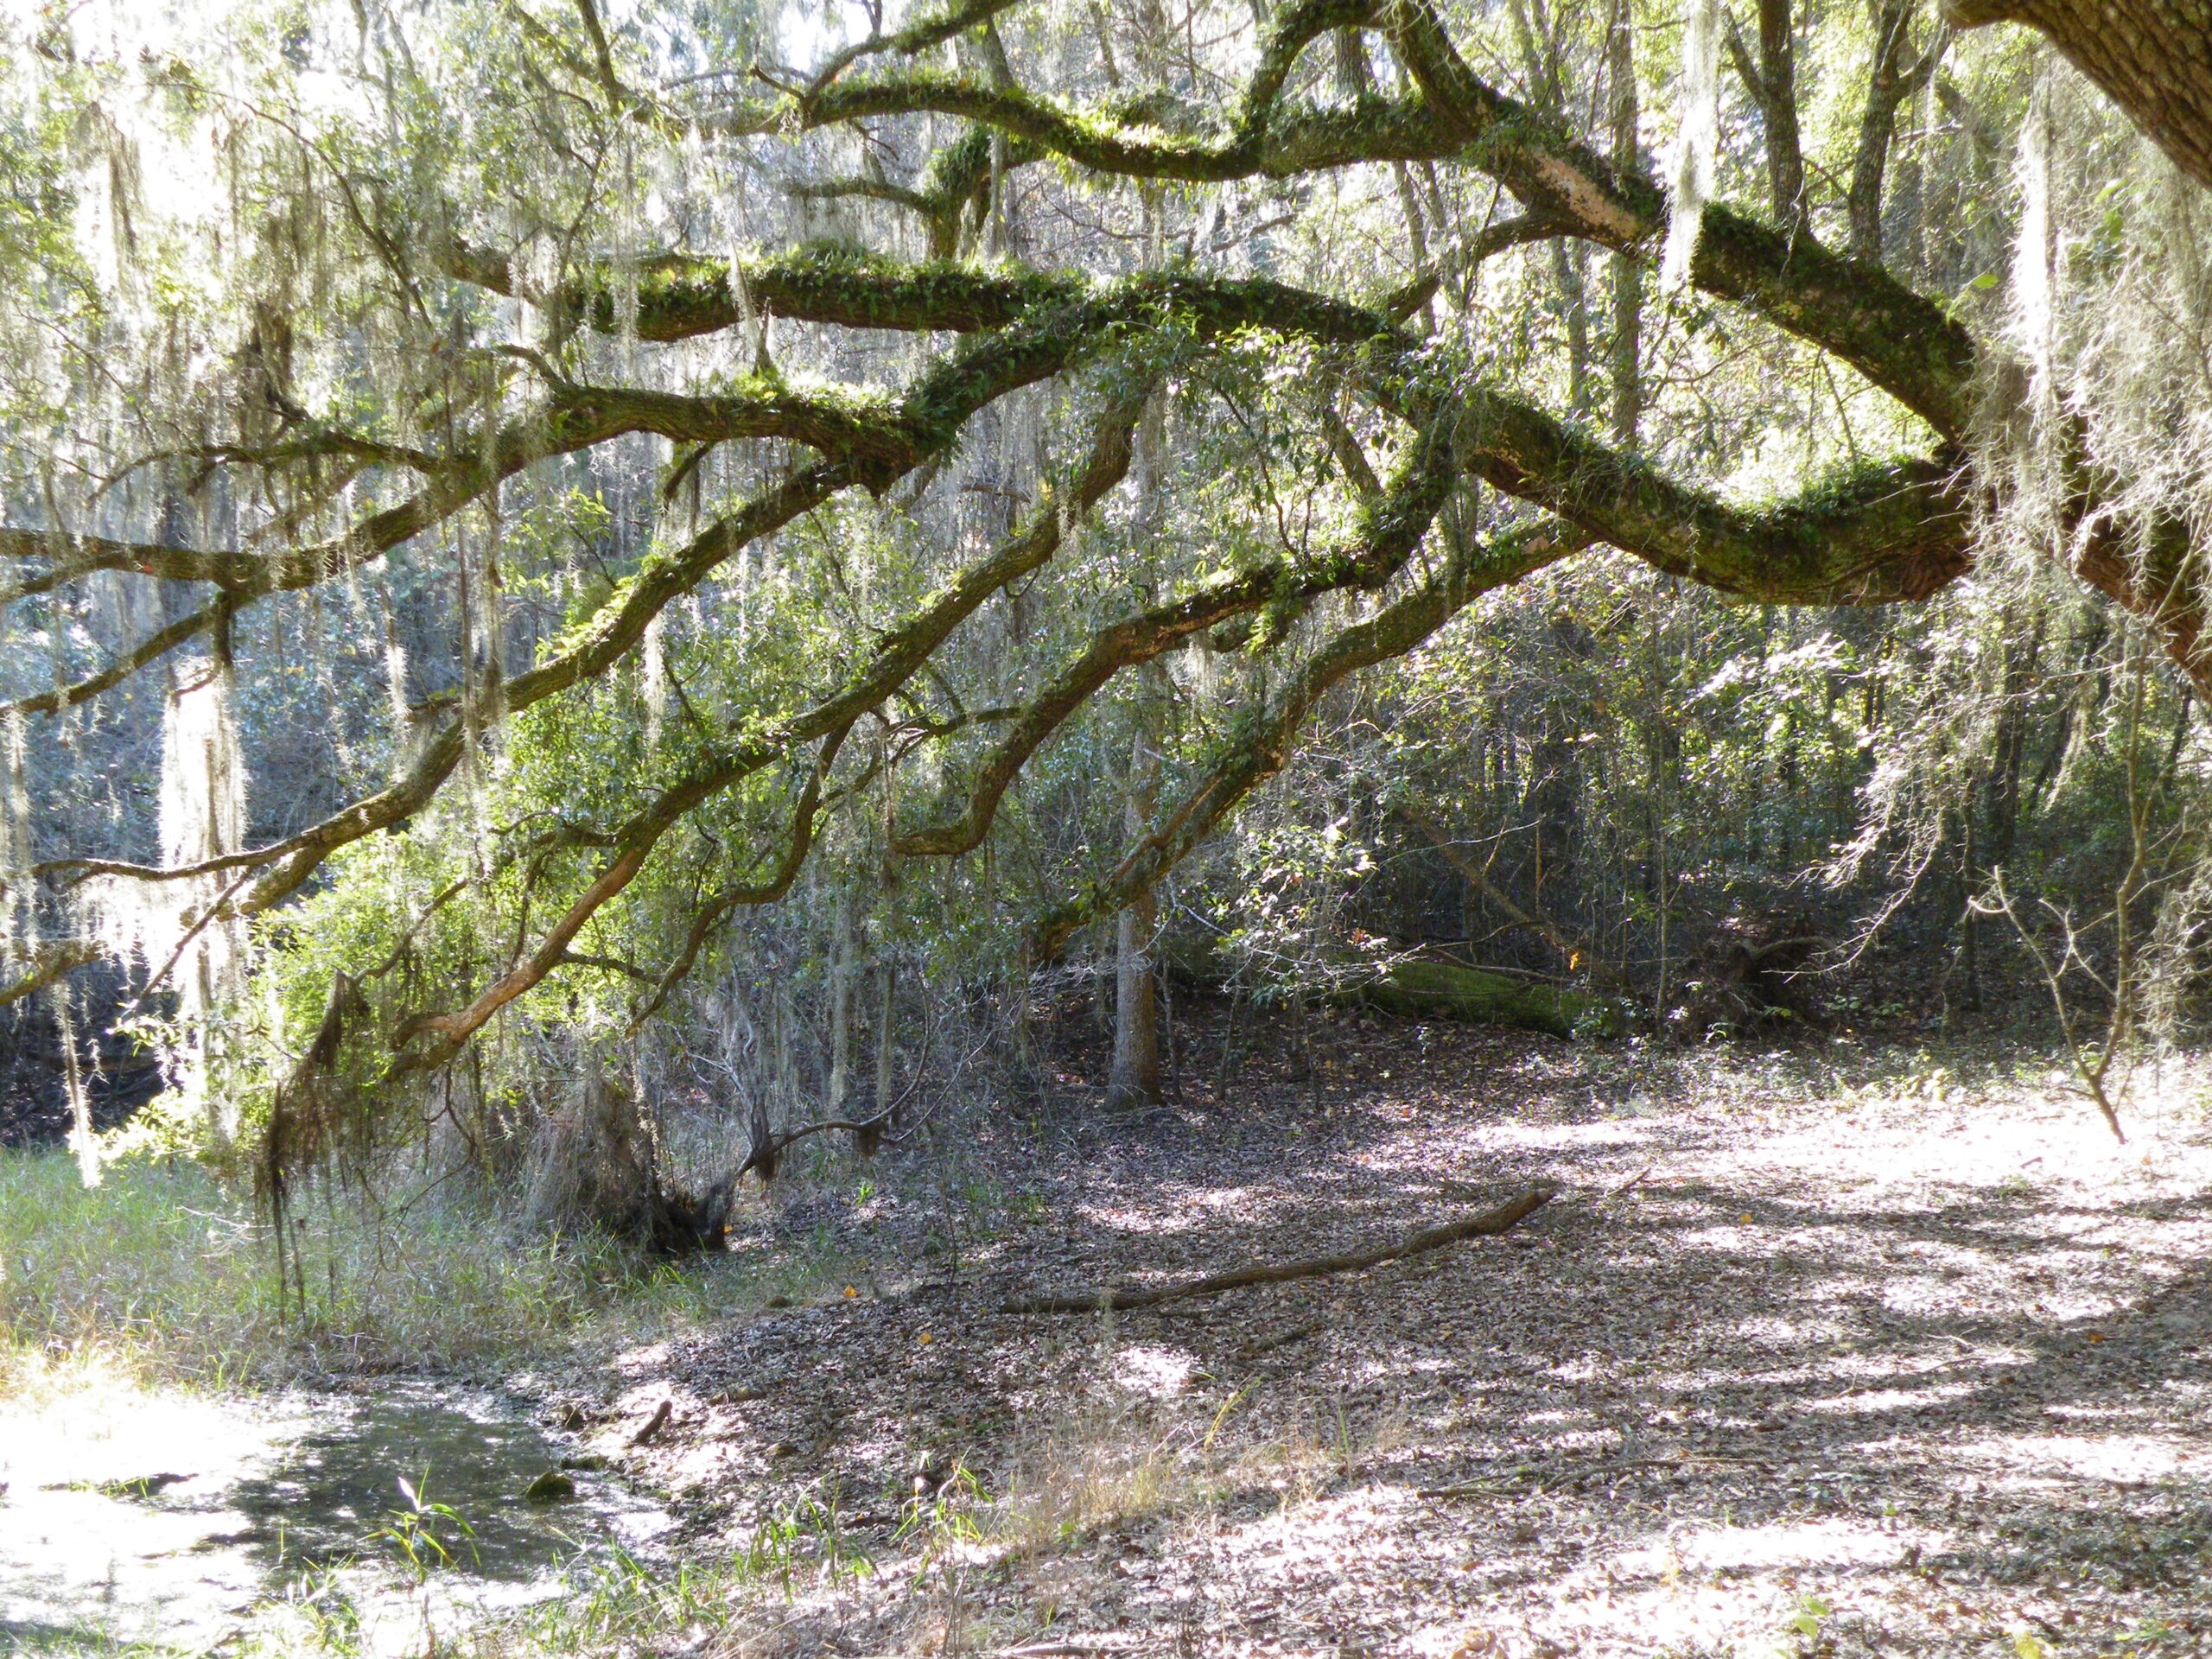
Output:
[1001,1183,1558,1314]
[1363,961,1629,1039]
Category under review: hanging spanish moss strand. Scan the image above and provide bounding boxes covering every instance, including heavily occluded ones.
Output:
[55,988,100,1188]
[1663,0,1722,289]
[158,655,250,1147]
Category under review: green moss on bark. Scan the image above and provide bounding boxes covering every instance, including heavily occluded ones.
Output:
[1362,960,1628,1038]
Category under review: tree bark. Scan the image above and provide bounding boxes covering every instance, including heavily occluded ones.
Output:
[827,886,855,1114]
[1849,2,1942,264]
[873,960,899,1122]
[1728,0,1811,232]
[1109,386,1168,1115]
[1761,0,1808,231]
[1607,0,1643,446]
[1944,0,2212,189]
[1107,724,1164,1111]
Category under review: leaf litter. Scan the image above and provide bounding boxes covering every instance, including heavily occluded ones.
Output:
[553,1013,2212,1658]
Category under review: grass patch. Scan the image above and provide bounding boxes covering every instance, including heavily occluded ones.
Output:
[193,1399,1267,1658]
[0,1148,854,1395]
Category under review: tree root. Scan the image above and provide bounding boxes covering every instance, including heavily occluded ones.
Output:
[1001,1183,1558,1314]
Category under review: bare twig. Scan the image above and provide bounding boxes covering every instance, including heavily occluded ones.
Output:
[1977,869,2126,1143]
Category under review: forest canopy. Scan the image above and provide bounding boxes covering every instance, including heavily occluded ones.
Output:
[3,0,2209,1189]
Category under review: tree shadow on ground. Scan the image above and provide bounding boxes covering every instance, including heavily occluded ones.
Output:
[630,1014,2211,1656]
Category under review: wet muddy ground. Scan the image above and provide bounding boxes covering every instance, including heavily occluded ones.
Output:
[0,1380,668,1650]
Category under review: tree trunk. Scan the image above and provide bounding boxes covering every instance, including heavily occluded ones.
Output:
[1333,26,1370,99]
[1850,2,1942,263]
[1945,0,2212,190]
[873,961,899,1122]
[1107,726,1163,1111]
[1509,0,1591,416]
[1552,240,1592,417]
[1607,0,1643,446]
[1393,162,1434,332]
[827,887,855,1114]
[1760,0,1809,231]
[1363,961,1624,1038]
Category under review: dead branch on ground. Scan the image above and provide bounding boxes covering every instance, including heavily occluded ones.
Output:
[1001,1184,1557,1313]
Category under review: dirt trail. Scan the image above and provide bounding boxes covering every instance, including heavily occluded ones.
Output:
[562,1020,2212,1658]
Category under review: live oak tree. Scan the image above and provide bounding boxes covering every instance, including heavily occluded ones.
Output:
[1942,0,2212,192]
[0,0,2207,1173]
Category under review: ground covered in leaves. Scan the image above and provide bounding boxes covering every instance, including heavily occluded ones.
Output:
[537,1013,2212,1659]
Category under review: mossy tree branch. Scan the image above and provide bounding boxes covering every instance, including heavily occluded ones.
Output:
[387,378,1157,1065]
[736,2,1980,440]
[1033,515,1592,961]
[893,421,1460,859]
[14,261,2018,934]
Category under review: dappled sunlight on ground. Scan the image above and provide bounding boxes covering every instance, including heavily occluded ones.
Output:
[16,1022,2205,1655]
[550,1021,2212,1656]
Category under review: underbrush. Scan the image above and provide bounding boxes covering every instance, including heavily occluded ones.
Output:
[0,1148,847,1396]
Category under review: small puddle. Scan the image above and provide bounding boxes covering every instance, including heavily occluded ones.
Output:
[0,1381,671,1652]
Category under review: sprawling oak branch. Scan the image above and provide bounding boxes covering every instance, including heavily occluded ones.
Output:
[386,378,1156,1061]
[894,422,1459,858]
[1944,0,2212,189]
[20,271,1310,899]
[403,419,1454,1060]
[1450,396,1975,604]
[1,379,921,721]
[1036,515,1595,961]
[442,244,1065,340]
[728,0,1980,441]
[13,256,2017,957]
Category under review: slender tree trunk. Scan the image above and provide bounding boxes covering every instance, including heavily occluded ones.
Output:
[827,887,855,1113]
[1108,726,1164,1111]
[774,984,798,1117]
[1333,26,1369,98]
[1985,619,2040,868]
[1393,162,1434,332]
[1092,921,1115,1037]
[1090,0,1122,87]
[873,961,899,1122]
[1607,0,1643,446]
[1849,1,1942,263]
[1552,240,1592,417]
[1957,810,1981,1013]
[1108,373,1167,1114]
[1009,938,1044,1093]
[1758,0,1808,231]
[1509,0,1589,415]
